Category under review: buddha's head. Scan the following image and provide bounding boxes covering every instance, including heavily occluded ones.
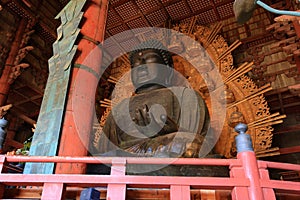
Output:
[129,40,173,93]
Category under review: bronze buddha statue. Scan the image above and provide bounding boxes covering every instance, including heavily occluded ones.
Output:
[93,40,211,159]
[89,40,228,176]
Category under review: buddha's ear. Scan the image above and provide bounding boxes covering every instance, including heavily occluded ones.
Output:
[165,66,174,85]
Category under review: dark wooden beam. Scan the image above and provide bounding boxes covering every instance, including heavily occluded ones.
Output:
[278,92,285,113]
[5,0,57,42]
[4,137,23,149]
[209,0,221,21]
[279,145,300,155]
[13,94,42,106]
[12,90,41,107]
[274,124,300,134]
[17,76,44,95]
[270,101,300,112]
[10,108,37,125]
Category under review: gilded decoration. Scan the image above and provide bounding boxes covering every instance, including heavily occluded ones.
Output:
[98,21,285,158]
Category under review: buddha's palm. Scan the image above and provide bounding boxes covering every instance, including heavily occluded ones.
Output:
[125,132,204,158]
[132,104,178,137]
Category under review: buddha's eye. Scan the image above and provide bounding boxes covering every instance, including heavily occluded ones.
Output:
[133,58,143,66]
[145,55,163,64]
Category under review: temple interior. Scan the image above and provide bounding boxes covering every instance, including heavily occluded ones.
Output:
[0,0,299,199]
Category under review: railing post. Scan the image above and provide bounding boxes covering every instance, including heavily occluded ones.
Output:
[0,155,6,198]
[0,155,6,173]
[230,162,250,200]
[235,123,264,200]
[170,185,191,200]
[107,158,126,200]
[258,162,276,200]
[41,183,65,200]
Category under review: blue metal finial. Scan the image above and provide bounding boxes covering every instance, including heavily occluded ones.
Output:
[235,123,254,153]
[234,123,248,134]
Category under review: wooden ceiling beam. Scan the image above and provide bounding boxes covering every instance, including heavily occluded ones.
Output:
[108,0,237,30]
[130,0,151,27]
[27,36,53,60]
[0,0,12,5]
[266,93,295,103]
[5,0,57,42]
[159,0,182,7]
[109,0,133,7]
[108,7,131,30]
[10,108,37,125]
[12,94,42,106]
[160,1,235,22]
[12,90,40,107]
[208,0,221,21]
[278,92,285,114]
[17,76,44,95]
[274,124,300,134]
[4,0,33,19]
[27,109,40,118]
[279,145,300,155]
[182,0,192,15]
[4,137,24,149]
[214,0,235,7]
[24,54,48,74]
[266,86,291,96]
[156,0,171,21]
[270,101,300,112]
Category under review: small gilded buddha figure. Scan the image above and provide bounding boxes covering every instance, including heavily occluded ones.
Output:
[93,40,211,159]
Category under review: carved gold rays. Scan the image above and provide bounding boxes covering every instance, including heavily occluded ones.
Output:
[98,20,285,158]
[170,21,285,158]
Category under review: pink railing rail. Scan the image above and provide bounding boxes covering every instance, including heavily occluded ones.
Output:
[0,153,299,200]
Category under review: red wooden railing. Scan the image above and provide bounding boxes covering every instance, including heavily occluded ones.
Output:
[0,151,299,200]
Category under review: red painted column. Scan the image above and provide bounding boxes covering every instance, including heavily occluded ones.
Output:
[234,123,264,200]
[237,152,264,200]
[0,19,26,106]
[55,0,108,174]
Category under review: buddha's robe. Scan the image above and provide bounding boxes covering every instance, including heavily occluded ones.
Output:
[93,87,210,157]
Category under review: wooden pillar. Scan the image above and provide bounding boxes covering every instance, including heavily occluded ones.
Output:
[55,0,108,174]
[0,19,26,106]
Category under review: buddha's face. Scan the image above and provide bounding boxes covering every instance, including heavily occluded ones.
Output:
[131,49,171,90]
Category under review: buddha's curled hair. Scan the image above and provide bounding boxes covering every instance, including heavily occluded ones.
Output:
[129,39,173,68]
